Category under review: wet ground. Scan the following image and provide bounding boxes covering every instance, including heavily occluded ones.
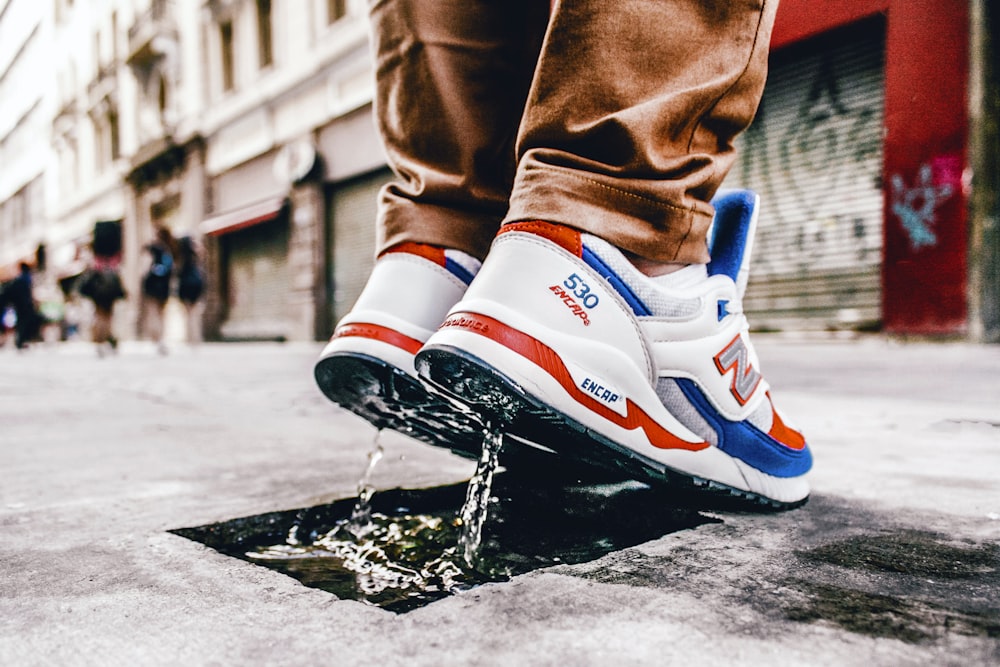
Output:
[1,339,998,665]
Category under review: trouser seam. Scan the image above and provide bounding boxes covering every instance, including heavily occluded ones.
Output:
[539,167,696,215]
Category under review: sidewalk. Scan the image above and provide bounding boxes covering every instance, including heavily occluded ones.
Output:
[1,337,998,666]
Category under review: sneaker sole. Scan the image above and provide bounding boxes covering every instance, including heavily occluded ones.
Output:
[315,351,486,459]
[314,351,617,479]
[417,345,808,512]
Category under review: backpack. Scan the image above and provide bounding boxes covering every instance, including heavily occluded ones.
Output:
[177,264,205,303]
[142,248,173,301]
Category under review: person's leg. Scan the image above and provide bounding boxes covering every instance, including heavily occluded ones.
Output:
[184,301,203,345]
[315,0,550,458]
[144,297,167,353]
[92,305,112,356]
[416,0,813,508]
[15,320,27,350]
[371,0,550,259]
[508,0,777,265]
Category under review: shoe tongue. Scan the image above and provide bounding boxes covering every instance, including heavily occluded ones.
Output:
[707,190,759,299]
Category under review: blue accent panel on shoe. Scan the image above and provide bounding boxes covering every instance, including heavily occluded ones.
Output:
[581,245,652,316]
[676,378,812,478]
[708,189,757,282]
[717,299,730,322]
[444,257,475,285]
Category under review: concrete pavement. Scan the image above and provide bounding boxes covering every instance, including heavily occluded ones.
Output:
[1,337,998,666]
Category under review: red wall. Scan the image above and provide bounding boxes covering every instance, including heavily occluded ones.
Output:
[773,0,970,335]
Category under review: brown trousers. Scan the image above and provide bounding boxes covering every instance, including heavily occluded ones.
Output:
[371,0,777,263]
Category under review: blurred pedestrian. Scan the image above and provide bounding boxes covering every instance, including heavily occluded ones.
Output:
[176,235,206,345]
[7,263,39,350]
[78,256,126,356]
[141,226,175,355]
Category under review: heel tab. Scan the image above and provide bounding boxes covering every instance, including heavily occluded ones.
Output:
[499,221,583,257]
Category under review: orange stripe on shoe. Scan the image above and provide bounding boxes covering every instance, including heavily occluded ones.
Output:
[500,221,583,257]
[381,242,447,268]
[766,393,807,451]
[440,312,709,452]
[333,322,423,355]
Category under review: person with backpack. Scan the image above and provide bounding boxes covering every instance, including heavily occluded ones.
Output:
[176,235,205,345]
[78,256,126,356]
[141,226,176,355]
[7,263,39,350]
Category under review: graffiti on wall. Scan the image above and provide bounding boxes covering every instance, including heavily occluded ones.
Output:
[729,45,883,275]
[889,156,960,252]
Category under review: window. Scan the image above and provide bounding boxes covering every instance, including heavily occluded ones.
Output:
[111,12,118,62]
[94,118,107,171]
[220,20,235,91]
[158,75,169,115]
[257,0,273,68]
[109,110,120,160]
[328,0,347,24]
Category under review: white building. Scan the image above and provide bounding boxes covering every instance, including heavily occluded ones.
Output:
[1,0,392,342]
[193,0,388,342]
[0,0,53,281]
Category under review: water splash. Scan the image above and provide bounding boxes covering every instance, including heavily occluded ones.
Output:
[457,426,504,568]
[348,433,385,536]
[248,510,491,611]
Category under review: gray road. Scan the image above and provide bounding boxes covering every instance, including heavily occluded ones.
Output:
[1,337,998,666]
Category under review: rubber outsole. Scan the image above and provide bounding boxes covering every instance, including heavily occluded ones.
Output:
[415,345,809,512]
[314,351,627,483]
[315,352,486,459]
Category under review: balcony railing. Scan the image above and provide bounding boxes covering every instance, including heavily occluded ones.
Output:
[87,63,118,110]
[127,0,178,66]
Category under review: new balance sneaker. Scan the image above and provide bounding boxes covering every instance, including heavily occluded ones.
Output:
[314,243,487,458]
[415,191,813,509]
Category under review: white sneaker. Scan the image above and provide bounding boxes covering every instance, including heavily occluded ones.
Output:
[415,191,813,509]
[314,243,487,457]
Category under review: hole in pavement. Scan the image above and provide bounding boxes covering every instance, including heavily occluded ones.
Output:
[170,472,718,613]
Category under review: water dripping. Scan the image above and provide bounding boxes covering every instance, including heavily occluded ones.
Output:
[347,431,385,536]
[457,426,504,568]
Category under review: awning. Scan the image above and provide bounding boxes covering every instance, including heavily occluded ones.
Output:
[200,197,287,237]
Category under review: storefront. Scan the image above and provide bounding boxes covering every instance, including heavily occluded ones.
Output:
[324,168,393,328]
[722,19,885,331]
[202,195,291,340]
[733,0,981,336]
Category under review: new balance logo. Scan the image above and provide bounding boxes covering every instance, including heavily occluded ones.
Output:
[714,334,762,405]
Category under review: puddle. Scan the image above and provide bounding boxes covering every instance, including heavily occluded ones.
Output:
[171,472,716,613]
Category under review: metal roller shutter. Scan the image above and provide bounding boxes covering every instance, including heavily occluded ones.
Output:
[221,217,291,340]
[327,168,394,325]
[722,22,886,331]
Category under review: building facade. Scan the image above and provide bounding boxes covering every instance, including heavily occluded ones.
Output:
[0,0,52,282]
[0,0,997,342]
[724,0,999,339]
